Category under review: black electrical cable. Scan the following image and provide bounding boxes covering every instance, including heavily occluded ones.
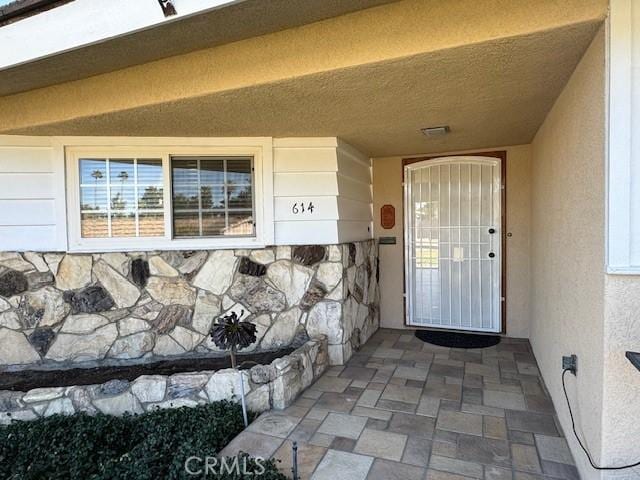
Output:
[562,368,640,471]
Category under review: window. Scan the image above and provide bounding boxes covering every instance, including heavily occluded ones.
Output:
[79,158,164,238]
[66,141,271,252]
[171,156,255,238]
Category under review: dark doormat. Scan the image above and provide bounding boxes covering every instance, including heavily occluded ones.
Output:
[415,329,500,349]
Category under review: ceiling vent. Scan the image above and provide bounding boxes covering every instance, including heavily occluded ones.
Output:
[421,125,450,137]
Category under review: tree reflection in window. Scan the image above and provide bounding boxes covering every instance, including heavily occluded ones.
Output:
[79,158,164,238]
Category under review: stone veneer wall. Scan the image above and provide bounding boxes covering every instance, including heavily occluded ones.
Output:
[0,240,378,367]
[0,336,328,424]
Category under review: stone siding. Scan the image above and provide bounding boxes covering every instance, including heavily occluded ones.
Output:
[0,241,379,367]
[0,336,328,423]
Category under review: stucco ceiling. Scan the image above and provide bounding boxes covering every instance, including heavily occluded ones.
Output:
[10,20,603,157]
[0,0,397,96]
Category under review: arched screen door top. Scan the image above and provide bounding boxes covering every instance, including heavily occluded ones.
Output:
[404,156,502,332]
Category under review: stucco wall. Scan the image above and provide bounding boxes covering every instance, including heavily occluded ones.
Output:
[371,144,531,338]
[599,1,640,476]
[529,26,606,480]
[601,275,640,478]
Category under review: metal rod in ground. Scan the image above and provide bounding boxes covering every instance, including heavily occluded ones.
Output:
[292,441,299,480]
[238,370,248,428]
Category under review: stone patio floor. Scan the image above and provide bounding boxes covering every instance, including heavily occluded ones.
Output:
[220,329,579,480]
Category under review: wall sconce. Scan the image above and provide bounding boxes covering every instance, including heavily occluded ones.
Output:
[158,0,177,17]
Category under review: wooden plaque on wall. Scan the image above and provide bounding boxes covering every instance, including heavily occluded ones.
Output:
[381,204,395,229]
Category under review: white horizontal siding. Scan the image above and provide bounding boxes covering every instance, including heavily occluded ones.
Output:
[274,220,339,244]
[337,221,373,243]
[0,173,55,199]
[0,136,368,250]
[337,197,372,221]
[337,174,372,203]
[275,196,338,221]
[273,140,343,244]
[0,139,66,251]
[336,141,373,241]
[273,172,339,197]
[0,147,54,173]
[337,148,371,184]
[0,199,56,225]
[274,147,338,172]
[273,138,372,245]
[0,226,58,250]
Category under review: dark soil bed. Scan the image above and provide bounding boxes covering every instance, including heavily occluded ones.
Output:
[0,348,294,392]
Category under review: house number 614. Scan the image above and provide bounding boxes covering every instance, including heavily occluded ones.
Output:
[292,202,315,214]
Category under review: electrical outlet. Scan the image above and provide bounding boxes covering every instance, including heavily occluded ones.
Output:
[562,354,577,375]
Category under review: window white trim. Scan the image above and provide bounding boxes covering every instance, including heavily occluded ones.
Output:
[607,1,640,274]
[63,138,274,252]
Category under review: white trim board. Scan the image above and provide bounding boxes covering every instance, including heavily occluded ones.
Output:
[607,0,640,274]
[0,0,236,71]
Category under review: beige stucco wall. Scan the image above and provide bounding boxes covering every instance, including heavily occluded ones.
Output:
[372,19,637,479]
[602,275,640,477]
[372,144,531,338]
[530,26,606,480]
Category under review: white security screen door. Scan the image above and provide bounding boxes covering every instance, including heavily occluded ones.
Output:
[404,156,502,332]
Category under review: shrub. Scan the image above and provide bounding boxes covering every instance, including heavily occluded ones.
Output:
[0,401,288,479]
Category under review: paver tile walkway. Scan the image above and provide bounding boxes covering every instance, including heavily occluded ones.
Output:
[223,329,579,479]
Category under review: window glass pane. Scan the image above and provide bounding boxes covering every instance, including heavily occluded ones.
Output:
[173,184,200,210]
[109,159,134,186]
[172,159,199,210]
[80,186,108,211]
[139,212,164,237]
[171,156,255,238]
[80,159,107,185]
[138,186,164,210]
[227,158,252,185]
[200,159,224,185]
[202,212,226,236]
[79,158,164,239]
[201,186,225,209]
[110,187,135,212]
[111,212,136,237]
[227,211,254,236]
[81,212,108,238]
[173,211,200,237]
[227,184,252,209]
[137,159,163,184]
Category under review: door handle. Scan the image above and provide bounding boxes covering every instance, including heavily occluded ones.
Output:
[488,252,496,258]
[488,228,496,234]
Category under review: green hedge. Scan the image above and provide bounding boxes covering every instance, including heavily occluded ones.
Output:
[0,401,288,479]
